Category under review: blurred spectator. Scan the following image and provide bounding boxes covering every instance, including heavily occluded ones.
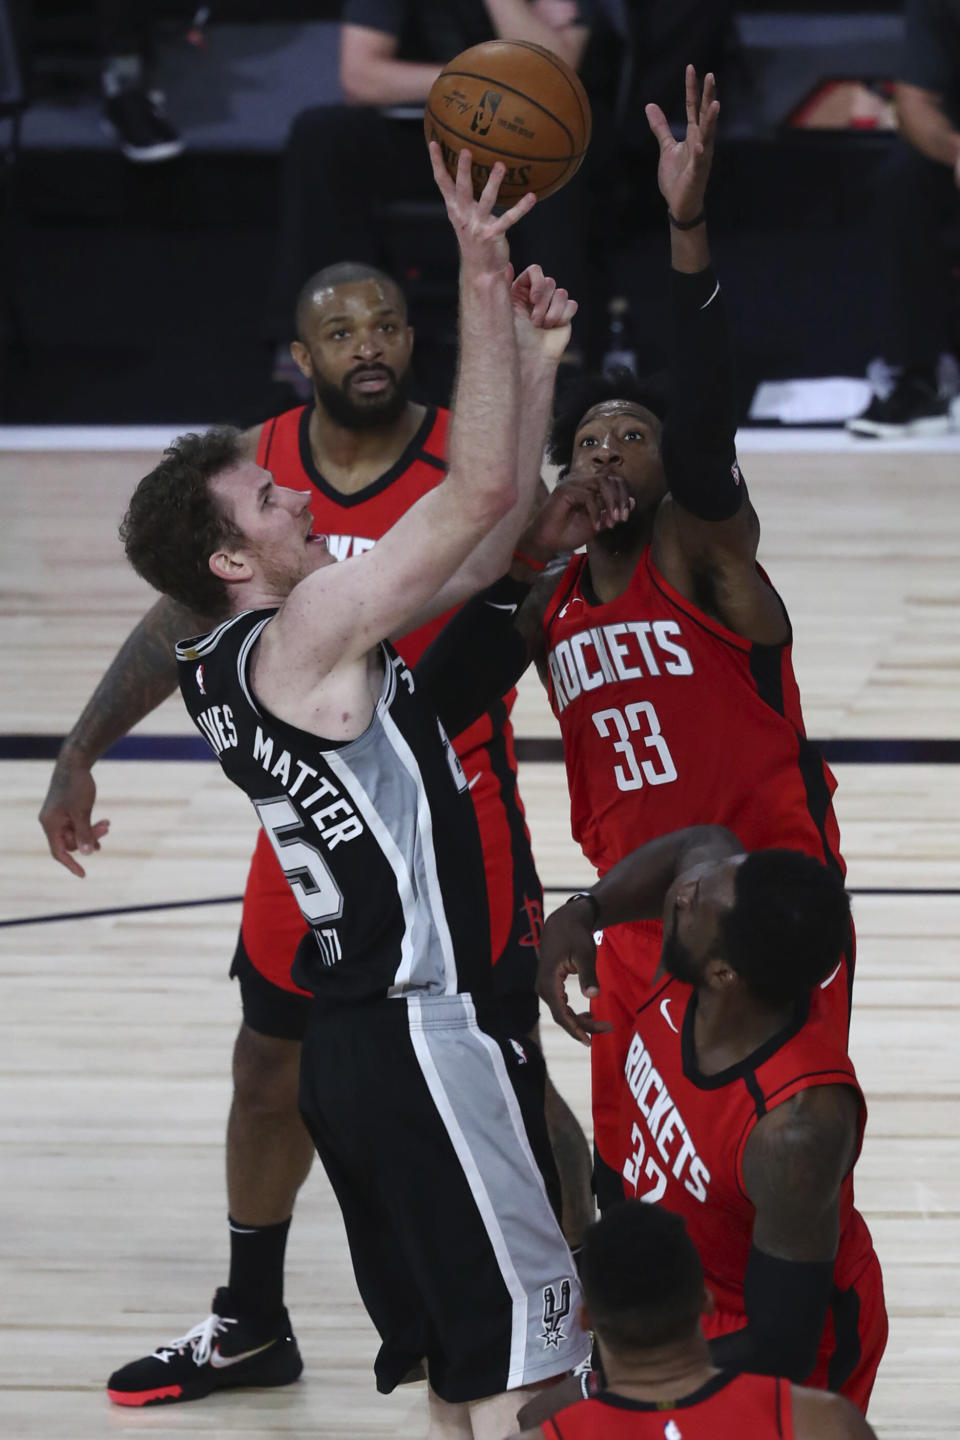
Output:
[99,0,185,162]
[266,0,593,387]
[848,0,960,437]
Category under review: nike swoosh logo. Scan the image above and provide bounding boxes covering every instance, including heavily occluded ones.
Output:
[660,998,679,1033]
[820,961,842,990]
[486,602,518,614]
[209,1341,277,1370]
[466,773,481,790]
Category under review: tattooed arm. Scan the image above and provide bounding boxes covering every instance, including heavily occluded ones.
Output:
[38,595,212,876]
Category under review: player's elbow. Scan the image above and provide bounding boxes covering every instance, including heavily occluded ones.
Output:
[339,64,380,106]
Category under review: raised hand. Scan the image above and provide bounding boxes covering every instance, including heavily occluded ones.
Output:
[429,141,536,278]
[510,263,579,363]
[645,65,719,223]
[522,472,635,555]
[39,759,110,877]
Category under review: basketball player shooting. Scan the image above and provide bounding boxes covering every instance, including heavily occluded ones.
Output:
[117,146,606,1436]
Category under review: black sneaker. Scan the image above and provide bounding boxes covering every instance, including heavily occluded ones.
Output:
[106,1288,303,1407]
[847,374,950,438]
[102,87,185,163]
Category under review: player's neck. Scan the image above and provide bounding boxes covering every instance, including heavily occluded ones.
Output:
[693,986,795,1076]
[308,401,427,495]
[599,1332,719,1403]
[583,531,651,603]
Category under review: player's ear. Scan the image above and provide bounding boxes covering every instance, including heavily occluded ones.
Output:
[701,1285,715,1317]
[290,340,313,380]
[209,549,251,583]
[578,1301,591,1332]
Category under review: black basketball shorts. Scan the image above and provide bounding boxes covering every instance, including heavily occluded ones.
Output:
[298,991,590,1403]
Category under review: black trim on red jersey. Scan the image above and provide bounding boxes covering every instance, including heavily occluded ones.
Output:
[775,1374,784,1436]
[749,642,786,717]
[796,734,845,879]
[296,404,442,507]
[680,990,810,1091]
[826,1282,862,1392]
[745,1069,768,1119]
[261,413,283,472]
[579,1371,740,1412]
[749,642,845,885]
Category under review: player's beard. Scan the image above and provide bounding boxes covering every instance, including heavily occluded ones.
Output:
[661,914,701,988]
[314,363,411,431]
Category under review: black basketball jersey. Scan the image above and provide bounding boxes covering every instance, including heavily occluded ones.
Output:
[176,609,492,1004]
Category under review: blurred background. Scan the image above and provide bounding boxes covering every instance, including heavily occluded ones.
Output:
[0,0,957,429]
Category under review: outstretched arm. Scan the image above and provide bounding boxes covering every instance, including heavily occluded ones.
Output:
[38,594,212,875]
[647,67,787,646]
[537,825,743,1044]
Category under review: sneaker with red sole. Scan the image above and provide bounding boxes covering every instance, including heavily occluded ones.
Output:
[106,1287,303,1406]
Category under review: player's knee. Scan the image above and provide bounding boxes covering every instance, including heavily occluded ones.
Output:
[232,1023,301,1115]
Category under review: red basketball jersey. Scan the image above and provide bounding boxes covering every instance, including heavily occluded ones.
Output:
[257,403,515,755]
[541,549,844,882]
[543,1372,795,1439]
[617,972,881,1382]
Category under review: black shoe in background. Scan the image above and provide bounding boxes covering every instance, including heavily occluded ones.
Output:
[102,87,185,163]
[847,373,951,438]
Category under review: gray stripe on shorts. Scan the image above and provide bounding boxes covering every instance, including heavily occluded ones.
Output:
[406,992,590,1388]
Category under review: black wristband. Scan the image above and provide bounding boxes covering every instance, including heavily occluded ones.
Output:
[668,209,706,230]
[567,891,601,926]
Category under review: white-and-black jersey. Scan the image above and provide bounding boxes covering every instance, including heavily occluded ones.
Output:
[176,608,492,1004]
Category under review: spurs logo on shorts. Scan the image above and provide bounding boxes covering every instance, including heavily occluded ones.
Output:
[540,1279,571,1349]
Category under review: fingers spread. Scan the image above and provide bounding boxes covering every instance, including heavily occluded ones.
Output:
[644,102,672,148]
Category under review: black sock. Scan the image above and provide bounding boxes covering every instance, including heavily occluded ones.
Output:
[227,1215,292,1319]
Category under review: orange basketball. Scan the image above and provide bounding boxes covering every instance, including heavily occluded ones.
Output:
[424,40,592,202]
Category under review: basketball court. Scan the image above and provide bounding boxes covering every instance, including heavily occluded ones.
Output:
[2,427,959,1437]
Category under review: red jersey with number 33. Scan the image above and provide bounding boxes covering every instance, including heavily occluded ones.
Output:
[541,548,843,881]
[542,1373,795,1438]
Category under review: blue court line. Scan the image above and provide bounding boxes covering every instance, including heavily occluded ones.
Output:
[5,735,960,764]
[3,886,959,931]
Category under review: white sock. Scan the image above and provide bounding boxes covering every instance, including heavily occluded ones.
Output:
[427,1385,473,1439]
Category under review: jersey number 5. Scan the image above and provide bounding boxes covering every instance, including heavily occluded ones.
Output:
[255,796,345,928]
[592,702,678,791]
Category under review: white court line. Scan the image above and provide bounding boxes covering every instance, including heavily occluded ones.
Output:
[0,426,204,451]
[1,424,960,456]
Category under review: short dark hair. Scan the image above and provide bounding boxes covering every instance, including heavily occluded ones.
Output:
[579,1202,704,1350]
[719,850,852,1007]
[547,367,669,469]
[120,427,247,620]
[294,261,407,342]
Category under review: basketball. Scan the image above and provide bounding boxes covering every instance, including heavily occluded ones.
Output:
[424,40,592,203]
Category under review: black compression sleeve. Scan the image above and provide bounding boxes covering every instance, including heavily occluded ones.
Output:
[413,575,532,739]
[660,265,744,521]
[708,1245,834,1383]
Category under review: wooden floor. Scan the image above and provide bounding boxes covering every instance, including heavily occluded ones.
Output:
[2,437,960,1437]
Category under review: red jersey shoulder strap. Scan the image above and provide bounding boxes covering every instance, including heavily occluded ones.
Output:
[733,1036,865,1197]
[542,553,585,634]
[256,405,308,475]
[420,405,450,462]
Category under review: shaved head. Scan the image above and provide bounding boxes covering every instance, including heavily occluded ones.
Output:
[294,262,407,343]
